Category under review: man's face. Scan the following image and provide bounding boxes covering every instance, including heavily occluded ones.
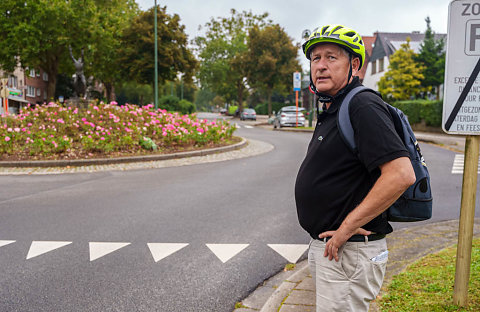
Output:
[310,43,359,97]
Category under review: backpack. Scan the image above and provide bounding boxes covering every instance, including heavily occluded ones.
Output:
[337,86,432,222]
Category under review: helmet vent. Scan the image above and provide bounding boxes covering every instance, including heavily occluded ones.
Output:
[353,37,359,43]
[345,31,356,37]
[359,39,363,45]
[321,26,329,35]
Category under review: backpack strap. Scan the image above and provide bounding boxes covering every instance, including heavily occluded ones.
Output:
[337,86,375,154]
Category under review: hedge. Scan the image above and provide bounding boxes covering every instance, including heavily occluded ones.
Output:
[392,99,442,127]
[254,102,286,115]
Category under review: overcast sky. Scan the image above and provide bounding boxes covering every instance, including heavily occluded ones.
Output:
[136,0,450,69]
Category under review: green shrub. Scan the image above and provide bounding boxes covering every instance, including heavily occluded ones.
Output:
[392,99,442,127]
[179,99,196,114]
[228,105,238,116]
[254,102,285,115]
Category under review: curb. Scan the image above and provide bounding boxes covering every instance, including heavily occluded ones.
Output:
[259,261,310,312]
[0,137,247,168]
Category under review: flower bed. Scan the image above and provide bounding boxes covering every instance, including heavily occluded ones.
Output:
[0,102,237,160]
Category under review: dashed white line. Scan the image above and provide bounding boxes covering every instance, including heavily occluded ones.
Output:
[26,241,72,260]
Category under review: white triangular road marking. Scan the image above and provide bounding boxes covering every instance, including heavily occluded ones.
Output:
[267,244,309,263]
[206,244,249,263]
[147,243,189,262]
[244,125,253,129]
[89,242,131,261]
[0,240,15,248]
[26,241,72,260]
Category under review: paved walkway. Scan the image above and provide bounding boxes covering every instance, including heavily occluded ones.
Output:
[235,219,480,312]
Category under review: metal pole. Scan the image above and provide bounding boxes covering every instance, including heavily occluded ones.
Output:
[154,0,158,110]
[453,135,479,306]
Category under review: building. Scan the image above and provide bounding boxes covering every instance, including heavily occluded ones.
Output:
[362,31,446,90]
[0,66,49,114]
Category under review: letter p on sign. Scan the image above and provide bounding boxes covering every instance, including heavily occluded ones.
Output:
[466,20,480,55]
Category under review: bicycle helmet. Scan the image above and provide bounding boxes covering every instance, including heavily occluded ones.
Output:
[302,24,365,103]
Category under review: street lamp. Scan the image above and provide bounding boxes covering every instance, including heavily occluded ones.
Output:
[154,0,159,109]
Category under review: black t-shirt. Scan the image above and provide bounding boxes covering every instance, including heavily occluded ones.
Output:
[295,79,409,239]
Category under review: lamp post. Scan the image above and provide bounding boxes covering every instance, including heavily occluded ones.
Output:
[154,0,159,109]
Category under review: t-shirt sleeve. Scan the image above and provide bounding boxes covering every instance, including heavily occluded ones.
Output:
[349,92,410,172]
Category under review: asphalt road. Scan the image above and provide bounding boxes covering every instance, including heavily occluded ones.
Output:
[0,117,475,312]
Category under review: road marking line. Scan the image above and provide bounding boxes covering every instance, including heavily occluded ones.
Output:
[147,243,189,262]
[26,241,72,260]
[89,242,131,261]
[243,125,253,129]
[0,240,15,248]
[267,244,309,264]
[451,154,480,174]
[206,244,249,263]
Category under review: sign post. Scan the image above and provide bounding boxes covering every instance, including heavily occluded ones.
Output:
[293,72,301,127]
[443,0,480,306]
[0,78,8,114]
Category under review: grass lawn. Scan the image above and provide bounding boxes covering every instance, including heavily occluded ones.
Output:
[377,238,480,311]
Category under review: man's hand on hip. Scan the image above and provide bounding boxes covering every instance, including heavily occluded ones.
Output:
[318,228,371,262]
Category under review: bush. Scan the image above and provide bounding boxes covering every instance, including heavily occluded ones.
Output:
[228,105,238,116]
[392,99,442,127]
[0,102,236,159]
[159,96,196,114]
[254,102,286,115]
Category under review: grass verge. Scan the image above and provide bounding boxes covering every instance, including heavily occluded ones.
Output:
[377,238,480,311]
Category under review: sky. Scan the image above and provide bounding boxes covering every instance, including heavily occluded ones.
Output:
[136,0,450,70]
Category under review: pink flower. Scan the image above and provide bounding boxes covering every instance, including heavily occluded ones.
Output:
[197,127,205,134]
[100,137,105,141]
[5,136,10,142]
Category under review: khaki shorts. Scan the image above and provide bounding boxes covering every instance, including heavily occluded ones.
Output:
[308,238,387,312]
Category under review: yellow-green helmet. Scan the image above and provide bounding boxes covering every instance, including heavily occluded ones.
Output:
[302,24,366,69]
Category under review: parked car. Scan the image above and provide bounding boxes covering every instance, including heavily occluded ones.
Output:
[240,108,257,121]
[219,108,227,114]
[273,106,306,128]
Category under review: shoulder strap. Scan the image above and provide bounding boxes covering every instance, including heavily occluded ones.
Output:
[337,86,372,153]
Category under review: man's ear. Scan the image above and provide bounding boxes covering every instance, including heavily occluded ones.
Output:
[352,57,361,75]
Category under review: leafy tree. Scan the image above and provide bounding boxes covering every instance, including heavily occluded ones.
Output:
[0,0,138,100]
[378,38,428,101]
[119,6,197,87]
[415,17,446,99]
[89,0,139,102]
[194,88,216,112]
[194,9,271,112]
[0,0,78,99]
[246,24,300,116]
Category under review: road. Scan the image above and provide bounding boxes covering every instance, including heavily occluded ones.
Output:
[0,115,475,311]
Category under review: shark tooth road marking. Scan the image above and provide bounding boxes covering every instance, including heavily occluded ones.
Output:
[26,241,72,260]
[0,240,16,248]
[206,244,250,263]
[89,242,131,261]
[267,244,309,263]
[147,243,189,262]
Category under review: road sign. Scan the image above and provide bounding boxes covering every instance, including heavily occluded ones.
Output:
[443,0,480,134]
[293,72,301,91]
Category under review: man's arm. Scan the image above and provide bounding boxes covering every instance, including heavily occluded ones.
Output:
[319,156,416,261]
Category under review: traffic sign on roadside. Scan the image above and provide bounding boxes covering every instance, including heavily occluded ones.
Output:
[443,0,480,134]
[293,72,301,91]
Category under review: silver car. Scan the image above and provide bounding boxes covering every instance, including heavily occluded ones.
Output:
[273,106,306,128]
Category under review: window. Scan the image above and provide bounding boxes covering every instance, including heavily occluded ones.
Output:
[43,72,48,81]
[8,75,17,88]
[36,88,41,96]
[36,71,40,77]
[379,57,384,72]
[29,69,35,77]
[44,89,47,100]
[26,85,35,97]
[371,60,377,75]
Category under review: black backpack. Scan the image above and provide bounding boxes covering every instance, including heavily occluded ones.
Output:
[337,86,432,222]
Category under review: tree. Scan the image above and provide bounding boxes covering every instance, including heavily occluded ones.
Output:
[378,38,428,101]
[89,0,139,102]
[0,0,77,99]
[119,6,197,87]
[415,17,446,99]
[0,0,138,101]
[194,9,271,112]
[246,24,300,116]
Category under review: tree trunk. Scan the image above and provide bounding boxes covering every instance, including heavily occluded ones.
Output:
[267,89,273,117]
[237,81,244,115]
[104,81,113,102]
[44,53,60,102]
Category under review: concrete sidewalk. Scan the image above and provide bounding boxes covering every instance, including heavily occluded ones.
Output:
[234,219,480,312]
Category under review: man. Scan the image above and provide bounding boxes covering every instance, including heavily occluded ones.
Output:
[295,24,416,311]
